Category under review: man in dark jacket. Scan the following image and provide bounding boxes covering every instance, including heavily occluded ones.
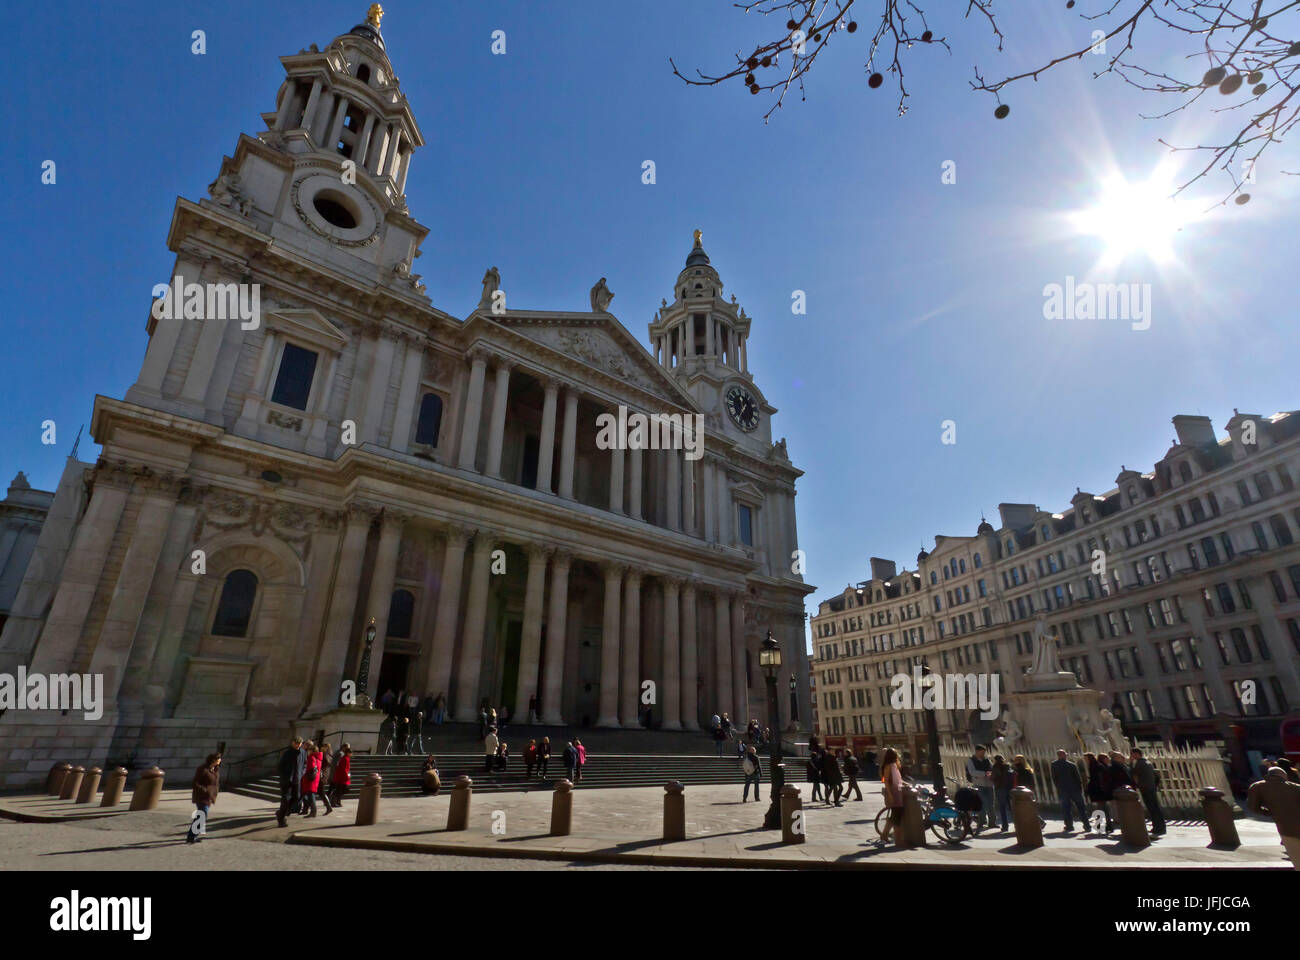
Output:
[276,736,305,827]
[742,745,763,802]
[1051,749,1089,832]
[842,751,863,801]
[821,750,844,806]
[1129,748,1167,835]
[807,749,824,802]
[1108,751,1134,789]
[187,754,221,843]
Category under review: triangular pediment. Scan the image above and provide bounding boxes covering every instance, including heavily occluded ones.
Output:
[266,308,348,351]
[484,311,696,409]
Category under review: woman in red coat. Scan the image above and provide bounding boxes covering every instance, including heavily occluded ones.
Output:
[300,741,323,817]
[329,743,352,807]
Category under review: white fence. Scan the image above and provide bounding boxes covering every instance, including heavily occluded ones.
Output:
[938,740,1234,815]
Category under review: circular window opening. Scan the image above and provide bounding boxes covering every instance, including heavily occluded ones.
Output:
[313,191,359,229]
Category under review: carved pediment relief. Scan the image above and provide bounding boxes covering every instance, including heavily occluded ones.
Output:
[266,309,348,352]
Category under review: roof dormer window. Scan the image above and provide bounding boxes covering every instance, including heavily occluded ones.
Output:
[356,63,371,83]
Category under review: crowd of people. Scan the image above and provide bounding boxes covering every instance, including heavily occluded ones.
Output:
[272,735,352,828]
[709,712,773,757]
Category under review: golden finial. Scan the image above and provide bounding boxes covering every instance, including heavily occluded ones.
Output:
[366,4,384,28]
[693,228,703,245]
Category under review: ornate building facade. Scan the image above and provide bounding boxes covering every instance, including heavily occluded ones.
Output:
[810,409,1300,771]
[0,11,812,787]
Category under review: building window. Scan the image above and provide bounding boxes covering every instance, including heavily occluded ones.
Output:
[1237,480,1254,506]
[1178,461,1194,483]
[1252,522,1269,551]
[1251,624,1271,661]
[1201,537,1220,567]
[1236,580,1253,610]
[974,553,982,568]
[1169,638,1188,671]
[1126,691,1145,721]
[1189,499,1206,524]
[414,393,443,446]
[1208,492,1221,516]
[1290,564,1300,598]
[1215,583,1236,614]
[270,342,319,410]
[1220,534,1235,562]
[1269,677,1289,713]
[1154,642,1170,673]
[1269,514,1294,546]
[1270,571,1288,603]
[211,569,258,637]
[737,505,753,546]
[1230,627,1252,663]
[1214,632,1231,665]
[1159,598,1174,626]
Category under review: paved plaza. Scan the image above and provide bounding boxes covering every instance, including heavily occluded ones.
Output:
[2,782,1293,870]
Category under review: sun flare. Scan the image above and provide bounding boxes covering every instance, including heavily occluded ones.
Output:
[1070,173,1193,267]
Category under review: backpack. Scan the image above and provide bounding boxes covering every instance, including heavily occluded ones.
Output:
[743,756,757,775]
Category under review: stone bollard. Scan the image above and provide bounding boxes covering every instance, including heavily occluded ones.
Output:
[780,784,805,844]
[100,767,128,807]
[551,779,574,836]
[59,765,86,801]
[47,762,72,797]
[128,767,165,811]
[893,786,922,849]
[76,767,102,804]
[446,775,473,831]
[1011,787,1044,849]
[663,781,686,842]
[1113,786,1150,848]
[354,773,382,826]
[1200,787,1240,848]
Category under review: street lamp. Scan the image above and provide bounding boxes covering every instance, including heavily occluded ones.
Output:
[788,674,798,727]
[759,630,784,829]
[355,617,378,710]
[919,664,945,799]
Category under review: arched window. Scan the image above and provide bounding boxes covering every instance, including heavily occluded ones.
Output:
[1127,485,1137,504]
[929,572,937,585]
[211,569,258,637]
[415,393,443,446]
[974,553,982,568]
[959,558,966,573]
[356,63,371,83]
[387,589,414,639]
[1041,524,1051,541]
[1179,461,1194,483]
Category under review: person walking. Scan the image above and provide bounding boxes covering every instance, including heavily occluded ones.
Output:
[563,740,578,782]
[720,713,733,741]
[1086,753,1113,833]
[878,747,905,846]
[407,712,425,755]
[1051,749,1088,832]
[807,749,824,802]
[483,727,499,773]
[276,735,305,827]
[329,743,352,808]
[1130,748,1167,836]
[495,741,509,772]
[300,741,323,818]
[1247,766,1300,865]
[990,754,1013,832]
[965,744,995,831]
[821,749,844,806]
[713,722,727,757]
[538,737,551,778]
[575,739,587,783]
[314,742,334,815]
[843,750,863,801]
[186,753,221,844]
[742,744,763,802]
[524,739,538,778]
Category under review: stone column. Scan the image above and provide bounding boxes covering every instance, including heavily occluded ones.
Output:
[536,378,559,493]
[389,335,425,451]
[307,503,376,711]
[356,112,376,166]
[705,313,714,356]
[682,455,697,536]
[386,128,405,179]
[361,334,397,445]
[361,510,407,701]
[301,79,323,135]
[558,387,579,499]
[714,591,732,719]
[514,544,549,719]
[716,465,731,545]
[662,577,682,730]
[681,584,699,730]
[609,428,625,514]
[731,593,748,723]
[424,526,470,714]
[628,446,643,521]
[327,96,351,149]
[313,91,335,145]
[457,350,488,470]
[541,552,571,724]
[27,467,131,676]
[87,479,180,703]
[484,359,513,478]
[366,123,389,175]
[619,571,642,726]
[684,315,695,357]
[701,459,716,542]
[597,563,623,726]
[454,532,497,717]
[666,449,682,532]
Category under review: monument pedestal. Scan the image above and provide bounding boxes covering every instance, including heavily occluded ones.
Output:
[1004,687,1105,756]
[296,706,387,754]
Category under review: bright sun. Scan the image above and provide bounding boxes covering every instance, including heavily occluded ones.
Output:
[1070,173,1192,267]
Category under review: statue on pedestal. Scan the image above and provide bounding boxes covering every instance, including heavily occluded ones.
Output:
[479,266,501,309]
[1067,707,1110,755]
[590,277,614,313]
[1097,709,1132,754]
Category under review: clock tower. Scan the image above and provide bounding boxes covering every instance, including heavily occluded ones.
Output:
[648,231,775,455]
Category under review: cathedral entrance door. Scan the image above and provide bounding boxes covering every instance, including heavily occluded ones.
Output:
[377,653,412,699]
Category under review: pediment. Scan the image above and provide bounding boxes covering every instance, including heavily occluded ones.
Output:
[490,313,695,410]
[266,308,348,352]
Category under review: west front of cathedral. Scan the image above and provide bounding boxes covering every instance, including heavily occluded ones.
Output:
[0,11,813,786]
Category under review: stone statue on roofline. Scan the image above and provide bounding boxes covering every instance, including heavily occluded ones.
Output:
[590,277,614,313]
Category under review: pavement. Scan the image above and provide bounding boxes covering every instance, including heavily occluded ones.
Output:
[4,783,1293,870]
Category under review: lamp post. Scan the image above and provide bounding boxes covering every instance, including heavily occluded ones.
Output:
[920,664,945,799]
[788,674,798,728]
[760,630,784,829]
[355,617,377,710]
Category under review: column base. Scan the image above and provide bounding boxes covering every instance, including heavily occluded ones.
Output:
[541,713,565,726]
[662,721,683,731]
[596,716,622,728]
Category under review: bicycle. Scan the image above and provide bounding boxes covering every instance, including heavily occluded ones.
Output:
[872,780,975,845]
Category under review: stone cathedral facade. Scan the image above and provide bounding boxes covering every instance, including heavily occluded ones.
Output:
[0,11,812,786]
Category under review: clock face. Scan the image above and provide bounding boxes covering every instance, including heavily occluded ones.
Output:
[725,386,760,432]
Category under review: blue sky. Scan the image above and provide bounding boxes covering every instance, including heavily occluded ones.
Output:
[3,1,1296,633]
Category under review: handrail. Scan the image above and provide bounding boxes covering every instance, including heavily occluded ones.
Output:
[222,730,385,787]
